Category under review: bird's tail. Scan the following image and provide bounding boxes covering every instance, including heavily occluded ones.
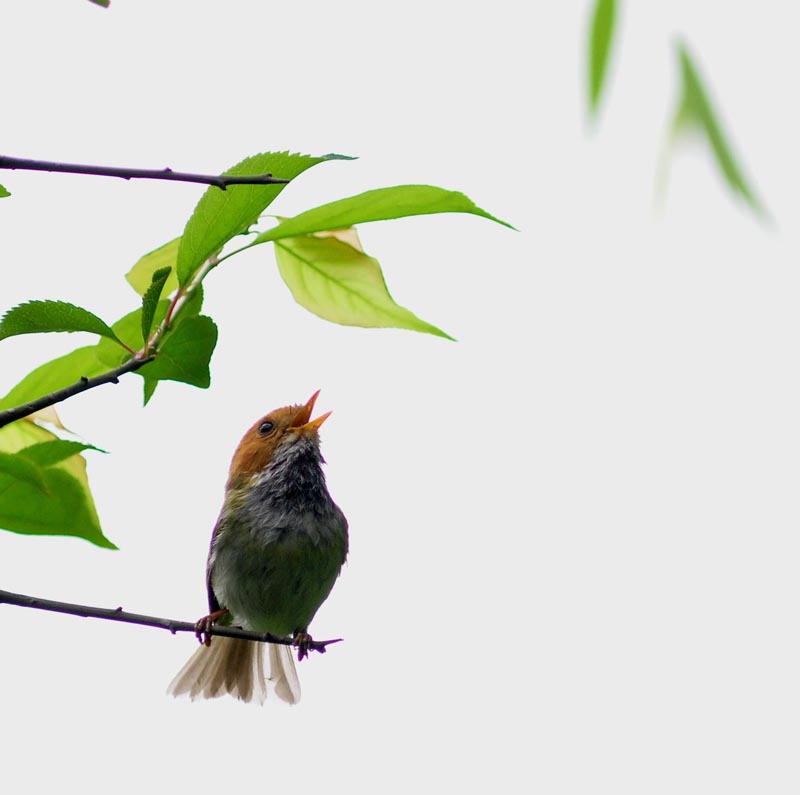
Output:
[167,637,301,705]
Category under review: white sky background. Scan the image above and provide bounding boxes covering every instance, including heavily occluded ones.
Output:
[1,1,799,792]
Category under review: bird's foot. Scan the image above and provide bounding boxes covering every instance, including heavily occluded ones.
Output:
[194,608,229,646]
[293,631,314,662]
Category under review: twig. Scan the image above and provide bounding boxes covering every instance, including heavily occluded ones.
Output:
[0,589,342,654]
[0,155,290,189]
[0,356,154,429]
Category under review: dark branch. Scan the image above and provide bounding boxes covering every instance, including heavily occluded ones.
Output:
[0,155,290,189]
[0,589,341,654]
[0,355,154,429]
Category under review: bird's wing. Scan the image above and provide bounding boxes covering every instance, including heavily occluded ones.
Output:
[206,518,223,614]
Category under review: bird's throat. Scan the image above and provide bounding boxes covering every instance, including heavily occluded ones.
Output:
[240,435,331,518]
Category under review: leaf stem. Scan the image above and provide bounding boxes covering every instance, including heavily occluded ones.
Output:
[142,254,219,357]
[0,155,290,189]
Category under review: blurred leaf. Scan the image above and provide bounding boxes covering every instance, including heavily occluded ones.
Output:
[0,300,125,345]
[671,40,764,215]
[176,152,353,285]
[0,346,107,412]
[88,0,110,6]
[141,267,172,341]
[274,233,452,339]
[139,315,218,387]
[255,185,514,244]
[0,452,48,493]
[587,0,617,119]
[0,184,10,198]
[0,421,114,548]
[126,238,180,296]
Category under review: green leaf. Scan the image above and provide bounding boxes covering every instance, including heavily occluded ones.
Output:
[0,467,114,547]
[139,315,218,387]
[141,267,172,341]
[0,300,125,345]
[255,185,514,244]
[0,346,107,412]
[671,40,764,215]
[19,440,105,467]
[0,452,48,493]
[177,152,352,286]
[587,0,617,119]
[126,238,181,296]
[0,184,10,198]
[142,377,159,406]
[274,233,452,339]
[0,421,114,548]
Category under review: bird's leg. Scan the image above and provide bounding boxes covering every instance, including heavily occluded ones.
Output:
[293,631,314,661]
[194,608,229,646]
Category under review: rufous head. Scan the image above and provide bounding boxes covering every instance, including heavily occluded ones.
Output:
[227,390,331,486]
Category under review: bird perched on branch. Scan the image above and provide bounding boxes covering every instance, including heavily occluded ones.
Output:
[168,390,348,704]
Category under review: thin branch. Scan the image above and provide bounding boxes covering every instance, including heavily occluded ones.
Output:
[0,355,154,429]
[0,589,342,654]
[0,155,290,189]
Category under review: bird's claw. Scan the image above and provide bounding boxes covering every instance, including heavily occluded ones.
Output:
[293,631,313,661]
[194,608,229,646]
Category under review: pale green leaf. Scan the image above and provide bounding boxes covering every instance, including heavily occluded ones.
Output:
[126,238,180,296]
[274,234,452,339]
[0,184,10,198]
[255,185,514,244]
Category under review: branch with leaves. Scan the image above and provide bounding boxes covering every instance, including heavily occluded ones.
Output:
[0,149,513,547]
[0,589,341,655]
[0,355,153,429]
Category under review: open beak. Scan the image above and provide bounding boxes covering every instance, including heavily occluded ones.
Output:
[291,389,331,432]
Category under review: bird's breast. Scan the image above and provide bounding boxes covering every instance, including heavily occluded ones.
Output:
[207,449,348,635]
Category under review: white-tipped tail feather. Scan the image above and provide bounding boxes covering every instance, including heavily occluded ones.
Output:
[167,638,301,705]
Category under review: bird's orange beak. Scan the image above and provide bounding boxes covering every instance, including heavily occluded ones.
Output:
[291,389,331,431]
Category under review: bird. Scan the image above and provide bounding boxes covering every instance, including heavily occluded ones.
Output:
[167,390,348,705]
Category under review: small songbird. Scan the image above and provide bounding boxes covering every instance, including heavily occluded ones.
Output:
[168,391,348,704]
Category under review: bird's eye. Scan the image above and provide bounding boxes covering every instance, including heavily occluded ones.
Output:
[258,421,275,435]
